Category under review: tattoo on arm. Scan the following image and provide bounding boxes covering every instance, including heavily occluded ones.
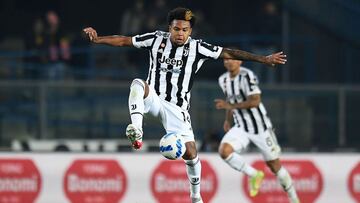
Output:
[220,48,266,63]
[234,94,261,109]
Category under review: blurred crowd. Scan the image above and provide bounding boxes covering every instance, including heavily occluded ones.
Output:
[24,10,70,80]
[0,0,282,147]
[0,0,281,151]
[0,0,359,151]
[21,0,214,80]
[0,0,281,81]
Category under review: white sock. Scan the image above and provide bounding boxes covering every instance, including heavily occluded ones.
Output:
[128,79,145,129]
[225,152,257,177]
[276,167,299,200]
[184,156,201,198]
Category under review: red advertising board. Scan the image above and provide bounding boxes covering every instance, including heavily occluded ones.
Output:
[243,160,323,203]
[0,159,42,203]
[151,159,218,203]
[64,159,127,203]
[348,162,360,202]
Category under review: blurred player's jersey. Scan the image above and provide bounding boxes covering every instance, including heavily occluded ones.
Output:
[218,67,272,134]
[132,31,222,110]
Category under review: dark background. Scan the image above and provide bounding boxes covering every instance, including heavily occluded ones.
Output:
[0,0,359,152]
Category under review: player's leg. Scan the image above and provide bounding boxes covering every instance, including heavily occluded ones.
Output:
[252,128,300,203]
[183,141,203,203]
[126,78,149,149]
[266,159,299,203]
[218,127,264,197]
[161,103,203,203]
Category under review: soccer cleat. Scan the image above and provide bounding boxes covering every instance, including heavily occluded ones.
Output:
[126,124,143,150]
[249,171,265,197]
[291,198,300,203]
[191,197,203,203]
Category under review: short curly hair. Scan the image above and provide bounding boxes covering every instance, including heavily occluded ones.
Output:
[167,7,196,27]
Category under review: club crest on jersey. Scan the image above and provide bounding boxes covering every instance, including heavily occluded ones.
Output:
[158,56,183,67]
[183,47,189,56]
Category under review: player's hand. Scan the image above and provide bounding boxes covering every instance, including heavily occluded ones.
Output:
[264,51,287,67]
[83,27,98,42]
[214,99,233,110]
[223,120,231,132]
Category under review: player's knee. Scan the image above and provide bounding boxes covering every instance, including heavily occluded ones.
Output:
[266,159,281,173]
[130,78,149,98]
[218,143,234,160]
[131,78,145,89]
[183,141,197,160]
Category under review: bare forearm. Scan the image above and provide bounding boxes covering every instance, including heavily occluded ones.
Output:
[93,35,132,47]
[220,48,266,63]
[83,27,133,47]
[225,109,233,122]
[231,100,259,109]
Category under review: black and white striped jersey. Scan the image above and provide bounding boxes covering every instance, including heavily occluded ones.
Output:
[132,31,223,110]
[218,67,272,134]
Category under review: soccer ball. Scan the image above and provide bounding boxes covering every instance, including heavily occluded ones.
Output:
[159,132,186,160]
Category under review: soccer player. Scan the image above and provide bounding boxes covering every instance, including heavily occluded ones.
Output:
[214,58,300,203]
[83,7,286,203]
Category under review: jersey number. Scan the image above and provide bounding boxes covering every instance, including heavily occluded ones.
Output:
[181,112,191,123]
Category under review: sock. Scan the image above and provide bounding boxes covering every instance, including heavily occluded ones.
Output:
[128,79,145,129]
[184,156,202,198]
[225,152,257,177]
[276,167,299,200]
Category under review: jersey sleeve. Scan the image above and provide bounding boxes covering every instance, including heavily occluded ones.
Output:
[197,40,223,59]
[218,76,226,94]
[243,72,261,96]
[132,31,157,49]
[218,75,230,100]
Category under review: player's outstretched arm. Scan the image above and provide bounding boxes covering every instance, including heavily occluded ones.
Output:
[214,94,261,110]
[219,48,287,67]
[223,109,233,132]
[83,27,133,47]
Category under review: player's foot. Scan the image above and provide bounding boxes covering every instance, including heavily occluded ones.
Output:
[291,198,300,203]
[249,170,265,197]
[191,197,203,203]
[125,124,143,149]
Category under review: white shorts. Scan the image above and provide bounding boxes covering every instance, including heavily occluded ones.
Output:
[143,85,195,143]
[221,126,281,161]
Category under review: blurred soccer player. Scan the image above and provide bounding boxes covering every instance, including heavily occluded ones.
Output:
[83,7,286,203]
[215,58,300,203]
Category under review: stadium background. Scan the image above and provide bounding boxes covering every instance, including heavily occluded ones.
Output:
[0,0,359,203]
